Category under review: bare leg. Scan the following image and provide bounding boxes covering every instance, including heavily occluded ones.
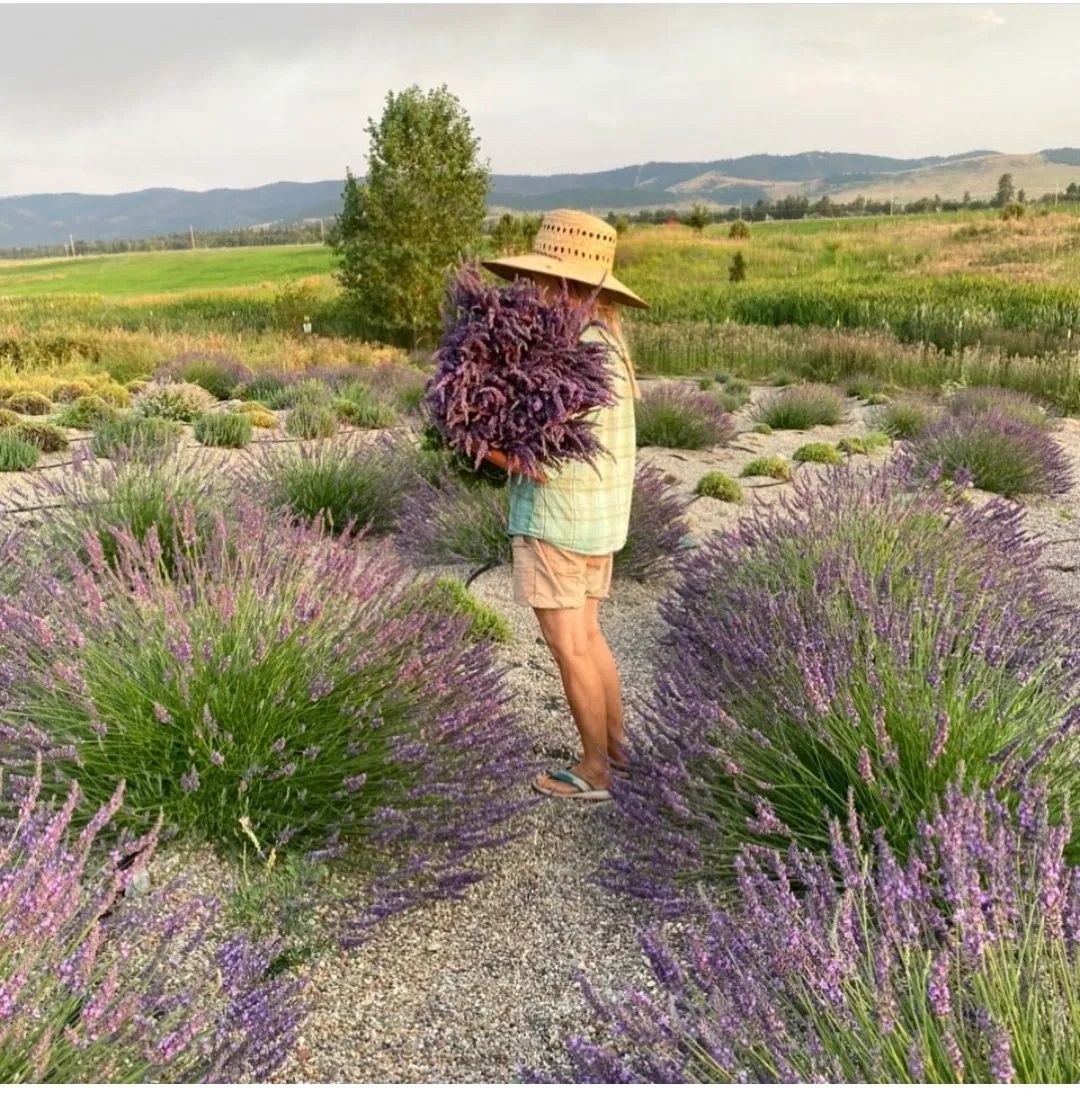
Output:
[585,598,627,765]
[533,606,612,794]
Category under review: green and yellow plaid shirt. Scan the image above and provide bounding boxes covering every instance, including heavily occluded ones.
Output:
[508,325,638,555]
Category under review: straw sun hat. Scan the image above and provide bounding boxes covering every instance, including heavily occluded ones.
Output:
[482,209,648,310]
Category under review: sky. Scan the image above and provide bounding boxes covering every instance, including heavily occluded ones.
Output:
[1,2,1077,197]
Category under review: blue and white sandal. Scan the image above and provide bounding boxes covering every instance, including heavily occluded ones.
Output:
[533,768,613,802]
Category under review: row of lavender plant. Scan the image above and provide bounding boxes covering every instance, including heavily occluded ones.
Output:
[0,761,303,1082]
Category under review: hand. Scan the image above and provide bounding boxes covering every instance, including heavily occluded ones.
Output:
[485,448,548,484]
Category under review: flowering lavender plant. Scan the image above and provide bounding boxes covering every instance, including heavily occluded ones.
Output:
[635,384,738,449]
[612,462,691,582]
[426,264,615,477]
[610,459,1080,906]
[0,502,531,930]
[906,411,1072,498]
[945,385,1052,429]
[156,351,253,400]
[0,762,303,1083]
[542,785,1080,1083]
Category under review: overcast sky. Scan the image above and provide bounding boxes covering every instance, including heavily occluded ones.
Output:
[1,3,1076,197]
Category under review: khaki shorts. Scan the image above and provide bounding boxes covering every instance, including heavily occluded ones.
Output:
[511,536,613,609]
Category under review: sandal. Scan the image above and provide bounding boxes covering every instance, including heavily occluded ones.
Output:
[533,768,613,802]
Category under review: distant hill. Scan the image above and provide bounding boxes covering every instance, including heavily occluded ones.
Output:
[0,148,1075,249]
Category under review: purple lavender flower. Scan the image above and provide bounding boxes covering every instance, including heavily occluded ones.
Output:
[539,785,1080,1083]
[427,263,615,477]
[0,763,303,1082]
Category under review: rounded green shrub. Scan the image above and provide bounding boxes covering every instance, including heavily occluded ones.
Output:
[51,379,92,403]
[636,384,737,450]
[91,380,132,408]
[14,423,69,454]
[840,374,885,401]
[3,391,51,416]
[793,441,844,464]
[159,352,251,400]
[244,409,278,429]
[0,429,40,471]
[0,409,22,429]
[334,392,398,430]
[56,394,118,430]
[838,431,891,455]
[740,455,792,480]
[753,384,845,430]
[285,402,337,440]
[91,414,183,462]
[871,399,935,440]
[133,381,215,422]
[421,577,511,644]
[750,422,772,435]
[194,411,253,449]
[695,471,744,503]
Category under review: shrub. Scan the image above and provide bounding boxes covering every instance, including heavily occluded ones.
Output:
[133,381,214,422]
[334,391,398,429]
[3,391,51,415]
[0,506,532,930]
[753,384,845,430]
[636,384,737,449]
[0,408,22,428]
[871,399,935,440]
[245,408,278,429]
[14,422,69,453]
[95,339,158,383]
[750,422,772,435]
[614,462,693,582]
[242,435,418,536]
[740,455,791,480]
[793,441,843,464]
[25,451,224,575]
[52,379,92,402]
[237,400,273,415]
[697,378,715,391]
[125,377,151,395]
[397,467,513,568]
[728,220,750,239]
[422,577,511,644]
[0,429,39,471]
[159,351,251,399]
[695,471,743,503]
[908,413,1072,498]
[728,251,747,282]
[0,765,303,1083]
[194,411,253,449]
[235,373,294,407]
[841,374,885,401]
[715,381,751,413]
[55,394,119,430]
[548,786,1080,1084]
[428,264,614,476]
[838,431,891,455]
[285,401,338,440]
[946,385,1051,429]
[91,415,183,462]
[91,380,132,408]
[609,461,1080,904]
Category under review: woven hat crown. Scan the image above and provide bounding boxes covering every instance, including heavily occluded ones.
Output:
[532,210,618,272]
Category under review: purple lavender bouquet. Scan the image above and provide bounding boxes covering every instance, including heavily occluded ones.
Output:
[539,785,1080,1083]
[426,264,616,477]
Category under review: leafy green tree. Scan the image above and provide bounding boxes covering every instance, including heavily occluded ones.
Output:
[728,220,750,239]
[729,250,747,282]
[684,204,710,234]
[333,85,490,347]
[994,173,1015,208]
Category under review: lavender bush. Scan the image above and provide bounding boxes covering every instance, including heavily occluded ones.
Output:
[397,460,690,583]
[0,504,531,930]
[0,762,303,1083]
[753,383,846,430]
[946,385,1052,429]
[611,460,1080,905]
[635,384,738,449]
[544,785,1080,1083]
[156,351,252,400]
[134,381,215,423]
[427,264,615,478]
[906,411,1072,498]
[241,433,420,536]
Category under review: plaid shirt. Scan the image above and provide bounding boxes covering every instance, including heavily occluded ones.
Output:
[508,326,638,555]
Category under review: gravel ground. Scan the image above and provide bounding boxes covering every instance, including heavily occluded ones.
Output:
[4,386,1079,1082]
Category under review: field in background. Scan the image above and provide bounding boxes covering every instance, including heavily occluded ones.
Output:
[2,205,1080,408]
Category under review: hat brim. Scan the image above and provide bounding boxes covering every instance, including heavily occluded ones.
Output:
[481,253,649,310]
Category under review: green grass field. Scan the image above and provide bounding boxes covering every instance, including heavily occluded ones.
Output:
[0,243,335,297]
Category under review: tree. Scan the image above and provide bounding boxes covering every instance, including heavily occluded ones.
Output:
[333,85,490,347]
[994,173,1015,208]
[684,204,710,234]
[963,190,972,207]
[729,220,750,239]
[1017,188,1026,203]
[729,250,747,282]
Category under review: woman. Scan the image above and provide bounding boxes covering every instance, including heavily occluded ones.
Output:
[482,210,649,801]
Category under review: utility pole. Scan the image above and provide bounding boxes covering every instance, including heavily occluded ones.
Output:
[190,225,196,249]
[69,233,76,258]
[889,193,894,217]
[318,217,325,243]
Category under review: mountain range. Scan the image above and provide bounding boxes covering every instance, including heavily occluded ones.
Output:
[2,148,1079,249]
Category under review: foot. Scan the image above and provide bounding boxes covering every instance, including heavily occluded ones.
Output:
[534,761,611,797]
[608,739,629,771]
